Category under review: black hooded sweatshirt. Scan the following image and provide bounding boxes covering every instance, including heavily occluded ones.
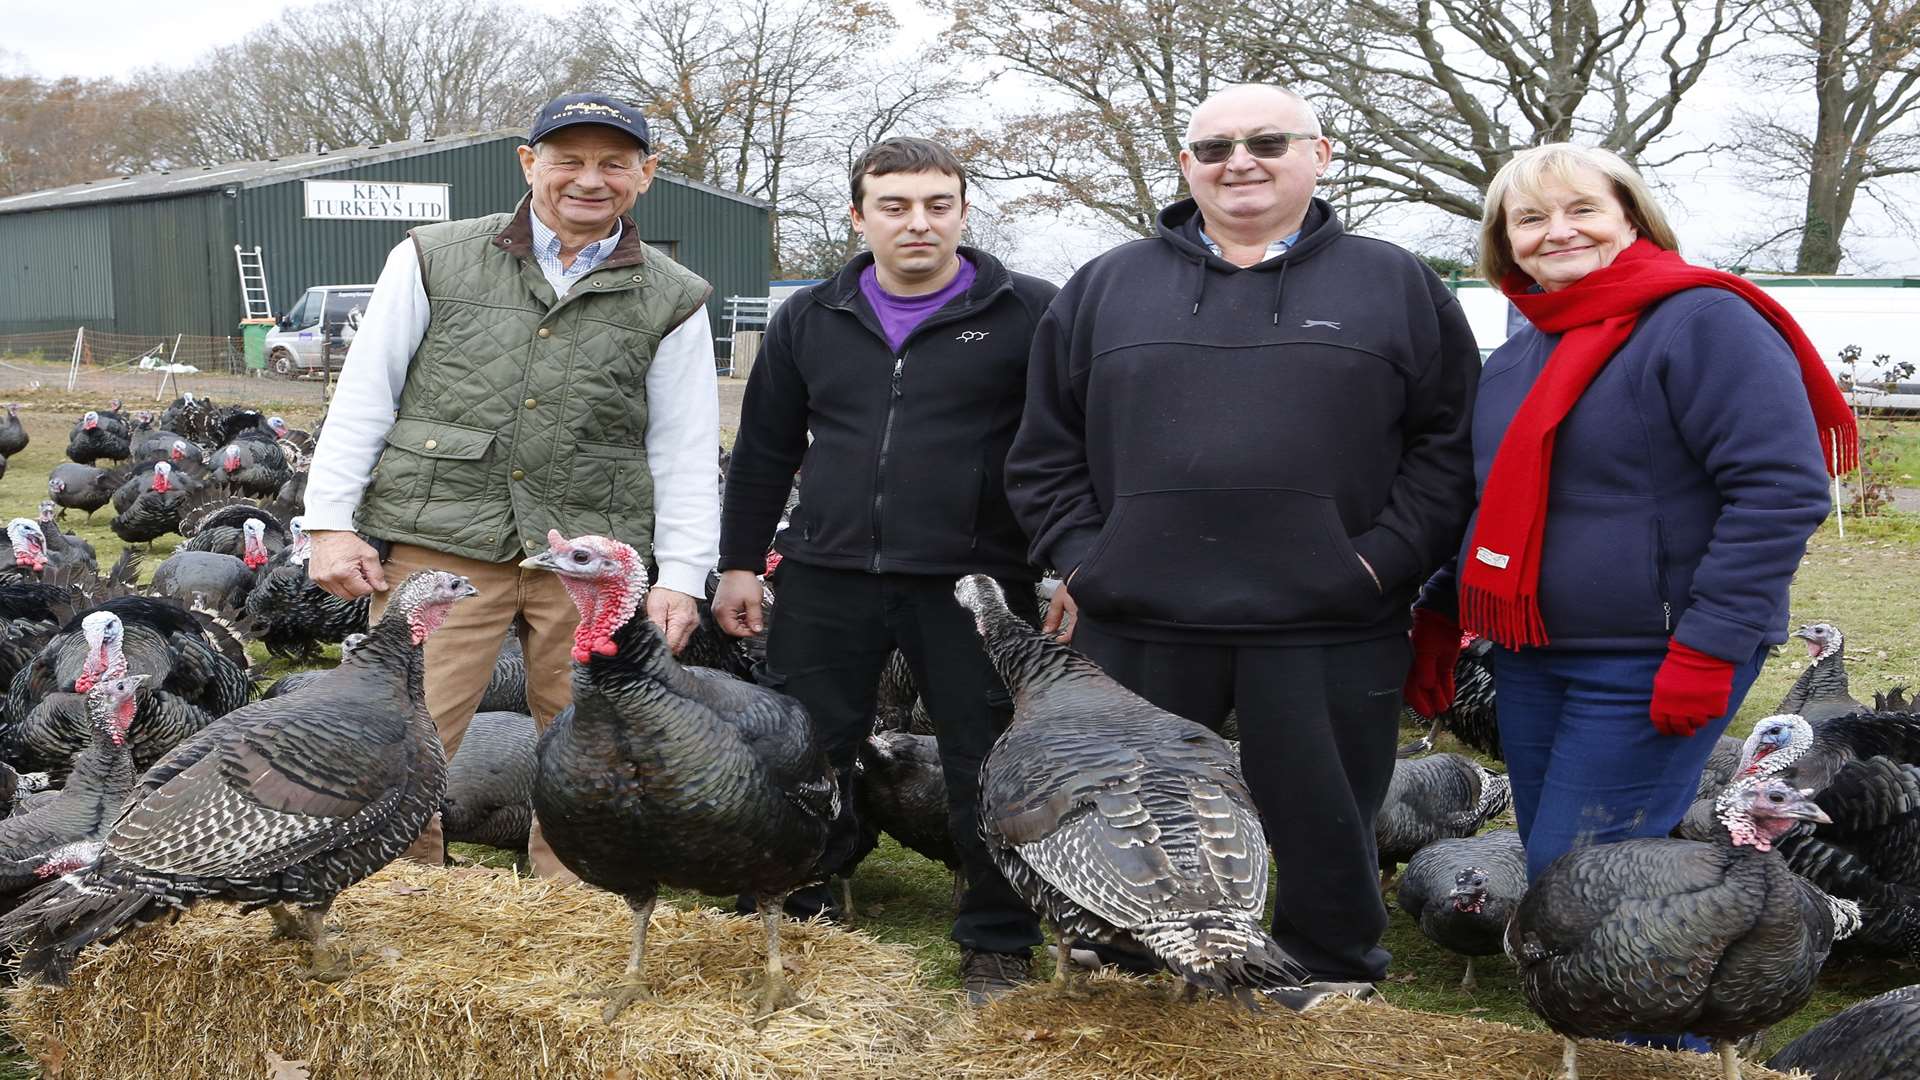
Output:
[1005,197,1479,643]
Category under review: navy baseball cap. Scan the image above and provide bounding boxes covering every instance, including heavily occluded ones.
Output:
[528,93,651,152]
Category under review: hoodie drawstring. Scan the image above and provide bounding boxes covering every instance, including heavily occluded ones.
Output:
[1272,258,1290,326]
[1190,257,1209,316]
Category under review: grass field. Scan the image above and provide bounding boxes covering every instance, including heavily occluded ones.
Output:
[0,389,1915,1076]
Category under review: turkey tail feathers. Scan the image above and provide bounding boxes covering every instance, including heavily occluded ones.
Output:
[0,870,182,986]
[1476,768,1513,824]
[1134,915,1311,1000]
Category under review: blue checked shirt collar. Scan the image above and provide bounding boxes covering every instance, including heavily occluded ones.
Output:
[1197,227,1299,261]
[528,208,623,295]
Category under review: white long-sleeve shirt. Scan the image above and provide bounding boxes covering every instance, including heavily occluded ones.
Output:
[305,237,720,598]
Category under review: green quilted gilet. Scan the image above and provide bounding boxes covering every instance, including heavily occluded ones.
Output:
[355,196,712,563]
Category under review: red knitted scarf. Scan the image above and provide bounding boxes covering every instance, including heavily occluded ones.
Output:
[1459,238,1857,649]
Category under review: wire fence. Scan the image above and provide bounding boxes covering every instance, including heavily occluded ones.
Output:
[0,329,333,404]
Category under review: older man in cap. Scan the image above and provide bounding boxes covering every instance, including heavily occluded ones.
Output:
[306,93,720,877]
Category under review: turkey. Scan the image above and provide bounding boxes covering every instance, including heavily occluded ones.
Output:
[109,462,191,544]
[478,634,528,713]
[5,599,254,779]
[157,393,215,444]
[1778,623,1865,723]
[856,730,961,905]
[183,512,286,570]
[1398,634,1498,759]
[35,501,97,578]
[213,433,292,498]
[872,649,932,735]
[1507,775,1859,1080]
[0,570,474,985]
[0,762,52,819]
[1736,713,1920,960]
[64,410,130,464]
[678,572,771,681]
[0,403,28,457]
[0,676,143,901]
[1396,828,1525,992]
[1765,983,1920,1079]
[521,531,839,1021]
[0,520,49,583]
[954,573,1310,1004]
[0,583,73,695]
[47,463,118,519]
[1375,753,1512,883]
[261,634,368,699]
[242,519,369,661]
[441,710,535,855]
[1741,708,1920,792]
[265,416,316,460]
[150,550,258,611]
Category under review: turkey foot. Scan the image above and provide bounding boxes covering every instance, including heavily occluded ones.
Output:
[264,903,306,941]
[300,938,367,983]
[749,893,821,1025]
[573,893,658,1022]
[573,976,652,1022]
[1050,936,1091,1001]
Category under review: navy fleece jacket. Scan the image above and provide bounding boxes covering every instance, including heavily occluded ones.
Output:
[1006,198,1480,643]
[1421,287,1832,661]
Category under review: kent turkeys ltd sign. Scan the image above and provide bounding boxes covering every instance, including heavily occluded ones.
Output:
[303,179,450,221]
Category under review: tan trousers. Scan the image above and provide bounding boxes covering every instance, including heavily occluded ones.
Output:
[370,542,580,881]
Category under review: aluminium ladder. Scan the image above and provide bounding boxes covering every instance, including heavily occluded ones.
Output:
[234,245,273,320]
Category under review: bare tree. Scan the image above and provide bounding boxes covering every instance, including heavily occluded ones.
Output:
[934,0,1270,238]
[146,0,579,163]
[1731,0,1920,272]
[1248,0,1758,226]
[0,74,181,195]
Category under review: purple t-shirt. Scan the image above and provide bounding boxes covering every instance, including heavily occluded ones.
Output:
[859,255,977,353]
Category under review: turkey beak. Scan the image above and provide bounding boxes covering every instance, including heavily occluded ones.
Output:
[519,550,559,572]
[1786,795,1832,825]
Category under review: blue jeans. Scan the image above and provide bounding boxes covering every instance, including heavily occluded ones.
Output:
[1491,644,1768,883]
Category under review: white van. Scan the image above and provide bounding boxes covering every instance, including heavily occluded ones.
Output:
[263,284,374,375]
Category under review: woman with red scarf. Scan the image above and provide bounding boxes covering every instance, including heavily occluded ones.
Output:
[1408,144,1854,889]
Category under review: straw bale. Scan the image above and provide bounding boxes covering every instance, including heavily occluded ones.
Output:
[907,974,1807,1080]
[7,861,944,1080]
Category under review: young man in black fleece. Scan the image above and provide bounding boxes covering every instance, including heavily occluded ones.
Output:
[1006,84,1479,1004]
[711,137,1058,1004]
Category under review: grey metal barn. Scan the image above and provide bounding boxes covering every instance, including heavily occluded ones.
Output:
[0,131,770,342]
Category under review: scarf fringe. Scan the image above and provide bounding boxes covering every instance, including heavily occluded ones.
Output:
[1460,584,1550,650]
[1823,422,1859,477]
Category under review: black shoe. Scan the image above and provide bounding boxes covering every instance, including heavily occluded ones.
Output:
[962,949,1033,1005]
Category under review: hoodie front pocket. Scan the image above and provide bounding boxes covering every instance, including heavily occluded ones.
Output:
[1069,488,1377,630]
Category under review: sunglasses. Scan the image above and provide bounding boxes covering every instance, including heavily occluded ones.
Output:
[1186,132,1318,164]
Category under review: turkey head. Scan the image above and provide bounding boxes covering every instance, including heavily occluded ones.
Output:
[519,531,647,661]
[86,673,149,748]
[383,570,479,644]
[1719,776,1830,852]
[73,611,127,693]
[7,518,46,571]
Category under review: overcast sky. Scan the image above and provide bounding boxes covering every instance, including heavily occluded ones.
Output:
[9,0,1916,276]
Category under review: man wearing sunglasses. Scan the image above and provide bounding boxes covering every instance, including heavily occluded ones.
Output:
[1007,83,1479,1005]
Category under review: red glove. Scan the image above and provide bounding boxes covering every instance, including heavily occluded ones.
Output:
[1404,608,1463,719]
[1650,639,1736,737]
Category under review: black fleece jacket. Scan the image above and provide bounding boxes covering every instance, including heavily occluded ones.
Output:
[1006,198,1480,643]
[720,247,1058,580]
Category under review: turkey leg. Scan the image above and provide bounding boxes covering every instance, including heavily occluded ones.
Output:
[264,902,303,941]
[574,892,656,1022]
[1459,956,1476,993]
[1716,1042,1741,1080]
[292,903,358,983]
[1560,1037,1579,1080]
[749,891,806,1024]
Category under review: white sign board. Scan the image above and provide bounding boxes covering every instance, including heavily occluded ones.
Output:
[303,180,450,221]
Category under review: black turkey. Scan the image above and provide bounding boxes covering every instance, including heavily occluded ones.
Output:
[1778,623,1865,723]
[873,649,932,735]
[47,463,117,519]
[0,676,143,900]
[214,432,292,498]
[1376,752,1512,883]
[183,512,285,570]
[1766,982,1920,1079]
[477,633,528,713]
[0,520,48,583]
[955,573,1309,1004]
[522,532,839,1021]
[157,393,215,444]
[0,582,71,695]
[0,403,28,457]
[5,599,254,779]
[265,416,316,460]
[261,634,368,699]
[0,570,473,985]
[1874,686,1915,713]
[242,520,369,662]
[109,462,192,544]
[1507,775,1859,1080]
[1742,708,1920,792]
[441,710,535,854]
[1737,713,1920,961]
[64,410,130,464]
[35,501,96,578]
[150,550,257,611]
[1396,827,1524,992]
[1398,634,1498,759]
[856,730,961,904]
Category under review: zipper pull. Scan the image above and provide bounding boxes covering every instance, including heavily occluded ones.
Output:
[891,356,904,397]
[1663,602,1672,631]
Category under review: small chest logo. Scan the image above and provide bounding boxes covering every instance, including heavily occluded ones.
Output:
[1302,319,1342,330]
[956,330,991,343]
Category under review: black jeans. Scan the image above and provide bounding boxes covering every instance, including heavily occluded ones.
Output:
[1073,617,1409,983]
[761,560,1043,956]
